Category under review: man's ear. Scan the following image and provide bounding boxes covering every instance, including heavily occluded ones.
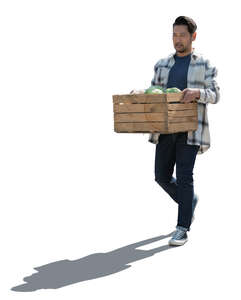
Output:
[192,32,197,41]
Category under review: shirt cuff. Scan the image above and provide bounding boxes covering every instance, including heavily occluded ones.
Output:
[199,89,206,101]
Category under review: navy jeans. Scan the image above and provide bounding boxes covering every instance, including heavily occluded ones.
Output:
[154,132,200,231]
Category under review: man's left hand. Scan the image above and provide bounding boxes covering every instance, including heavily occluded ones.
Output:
[180,88,200,103]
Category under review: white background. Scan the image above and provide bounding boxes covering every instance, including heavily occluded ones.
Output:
[0,0,240,299]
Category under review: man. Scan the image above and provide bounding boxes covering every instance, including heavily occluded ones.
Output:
[148,16,220,246]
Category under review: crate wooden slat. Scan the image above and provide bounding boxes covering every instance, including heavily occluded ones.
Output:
[168,110,197,117]
[113,92,198,133]
[113,103,167,113]
[113,94,166,104]
[168,122,198,133]
[114,112,166,122]
[168,103,197,110]
[114,122,168,133]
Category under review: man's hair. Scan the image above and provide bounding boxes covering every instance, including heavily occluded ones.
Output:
[173,16,197,35]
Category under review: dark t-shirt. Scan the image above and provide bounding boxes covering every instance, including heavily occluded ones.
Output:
[166,53,191,91]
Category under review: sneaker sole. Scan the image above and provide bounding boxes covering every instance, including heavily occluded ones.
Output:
[168,238,188,246]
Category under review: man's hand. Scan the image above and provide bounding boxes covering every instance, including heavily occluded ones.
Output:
[180,88,200,103]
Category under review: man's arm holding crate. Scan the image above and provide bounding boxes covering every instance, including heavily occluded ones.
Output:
[181,59,220,104]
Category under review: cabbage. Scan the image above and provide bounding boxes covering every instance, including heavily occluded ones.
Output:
[145,85,165,94]
[165,87,182,93]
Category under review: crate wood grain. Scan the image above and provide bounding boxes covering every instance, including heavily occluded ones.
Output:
[113,92,198,133]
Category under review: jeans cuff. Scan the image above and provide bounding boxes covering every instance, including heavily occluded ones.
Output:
[176,225,189,232]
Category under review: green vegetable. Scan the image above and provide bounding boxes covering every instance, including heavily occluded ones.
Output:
[150,89,163,94]
[145,85,165,94]
[165,87,182,93]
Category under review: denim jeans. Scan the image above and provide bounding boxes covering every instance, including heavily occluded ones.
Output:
[154,131,200,231]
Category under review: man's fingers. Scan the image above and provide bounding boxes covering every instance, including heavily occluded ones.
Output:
[180,97,192,103]
[180,90,186,102]
[180,89,187,101]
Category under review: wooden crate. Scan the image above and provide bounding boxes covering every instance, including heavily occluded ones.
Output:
[113,92,198,133]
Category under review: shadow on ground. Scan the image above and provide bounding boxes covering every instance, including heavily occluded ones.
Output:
[11,231,176,292]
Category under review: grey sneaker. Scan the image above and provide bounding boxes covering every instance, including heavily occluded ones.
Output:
[168,228,188,246]
[191,195,199,224]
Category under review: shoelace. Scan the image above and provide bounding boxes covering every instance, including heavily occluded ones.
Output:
[172,229,186,240]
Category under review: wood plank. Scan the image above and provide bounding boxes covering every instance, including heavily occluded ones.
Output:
[114,103,167,113]
[113,94,166,104]
[114,122,168,133]
[114,112,166,122]
[168,122,198,132]
[166,92,183,102]
[168,103,197,110]
[168,110,197,117]
[168,116,197,123]
[114,120,198,133]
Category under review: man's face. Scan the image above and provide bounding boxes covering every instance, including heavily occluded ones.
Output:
[172,25,196,55]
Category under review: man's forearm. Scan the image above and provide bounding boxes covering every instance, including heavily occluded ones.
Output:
[198,86,220,104]
[197,61,220,104]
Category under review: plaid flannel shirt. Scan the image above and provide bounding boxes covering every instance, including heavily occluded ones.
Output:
[148,48,220,154]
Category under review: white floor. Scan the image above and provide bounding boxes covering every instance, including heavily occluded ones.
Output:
[2,130,240,299]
